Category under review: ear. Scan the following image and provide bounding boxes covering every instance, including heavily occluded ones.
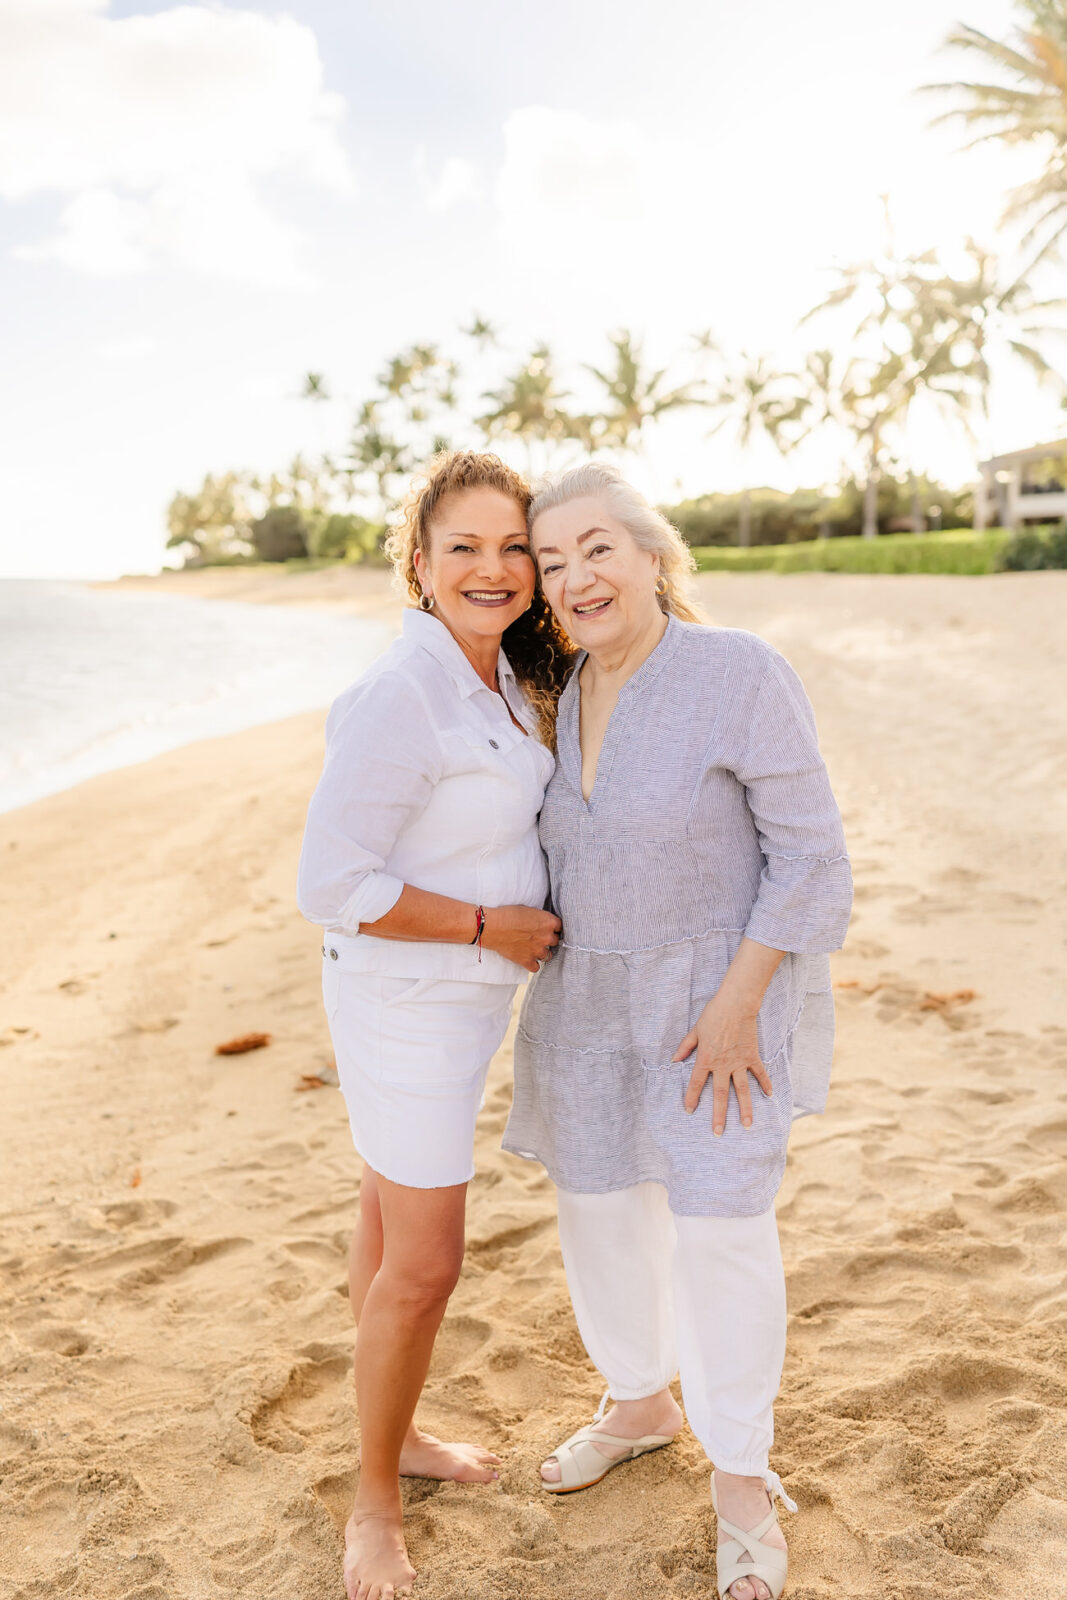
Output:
[413,546,431,596]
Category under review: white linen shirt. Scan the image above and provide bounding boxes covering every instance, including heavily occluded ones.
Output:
[296,608,555,985]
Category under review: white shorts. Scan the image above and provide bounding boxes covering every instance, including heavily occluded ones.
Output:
[322,960,516,1189]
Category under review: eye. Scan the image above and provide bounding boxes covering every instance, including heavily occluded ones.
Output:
[506,541,531,553]
[589,543,611,557]
[540,561,563,575]
[447,542,474,552]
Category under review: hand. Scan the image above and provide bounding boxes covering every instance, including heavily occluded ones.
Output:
[672,995,773,1136]
[481,905,562,974]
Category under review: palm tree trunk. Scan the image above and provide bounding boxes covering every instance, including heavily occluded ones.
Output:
[908,469,926,533]
[974,468,989,533]
[862,434,880,540]
[738,488,752,548]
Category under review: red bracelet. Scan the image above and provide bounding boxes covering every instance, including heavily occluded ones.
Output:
[470,904,486,962]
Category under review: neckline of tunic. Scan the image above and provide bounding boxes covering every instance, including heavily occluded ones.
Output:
[558,612,685,810]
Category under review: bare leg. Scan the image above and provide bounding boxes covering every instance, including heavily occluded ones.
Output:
[344,1174,501,1600]
[348,1165,502,1485]
[349,1165,385,1321]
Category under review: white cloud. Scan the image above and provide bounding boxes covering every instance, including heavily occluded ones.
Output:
[496,108,669,232]
[96,333,158,363]
[15,186,148,275]
[0,0,353,286]
[426,156,481,213]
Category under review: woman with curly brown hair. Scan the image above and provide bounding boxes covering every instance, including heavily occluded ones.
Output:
[297,451,573,1600]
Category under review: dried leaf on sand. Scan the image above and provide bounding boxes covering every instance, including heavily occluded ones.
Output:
[214,1032,272,1056]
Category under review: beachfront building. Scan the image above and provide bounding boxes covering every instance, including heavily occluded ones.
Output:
[977,439,1067,531]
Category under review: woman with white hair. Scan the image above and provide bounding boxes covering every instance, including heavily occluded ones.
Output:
[503,464,852,1600]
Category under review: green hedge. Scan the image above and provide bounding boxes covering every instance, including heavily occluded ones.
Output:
[690,528,1012,576]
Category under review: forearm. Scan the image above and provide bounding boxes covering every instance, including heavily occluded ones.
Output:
[359,884,478,945]
[715,936,785,1016]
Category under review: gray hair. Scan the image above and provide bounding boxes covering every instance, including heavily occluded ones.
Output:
[529,461,703,623]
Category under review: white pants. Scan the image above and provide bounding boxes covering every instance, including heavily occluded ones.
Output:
[557,1181,792,1501]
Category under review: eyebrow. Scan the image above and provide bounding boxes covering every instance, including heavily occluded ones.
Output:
[535,526,611,556]
[440,530,530,540]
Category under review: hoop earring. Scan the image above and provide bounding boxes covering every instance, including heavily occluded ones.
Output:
[654,575,668,597]
[418,592,435,611]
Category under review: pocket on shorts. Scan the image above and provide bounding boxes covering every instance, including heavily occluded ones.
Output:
[322,958,344,1025]
[378,976,438,1008]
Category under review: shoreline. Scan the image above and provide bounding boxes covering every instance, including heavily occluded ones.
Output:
[2,566,1066,1595]
[0,576,399,818]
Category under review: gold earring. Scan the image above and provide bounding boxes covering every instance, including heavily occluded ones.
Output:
[655,575,668,597]
[418,592,435,611]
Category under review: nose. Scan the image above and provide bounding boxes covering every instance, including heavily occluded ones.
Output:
[566,557,597,598]
[476,545,507,581]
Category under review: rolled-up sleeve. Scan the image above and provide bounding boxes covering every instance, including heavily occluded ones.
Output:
[733,649,852,954]
[296,670,443,934]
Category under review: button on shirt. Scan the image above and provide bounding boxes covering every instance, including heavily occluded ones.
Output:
[297,609,555,985]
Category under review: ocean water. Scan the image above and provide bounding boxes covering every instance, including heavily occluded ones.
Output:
[0,581,393,815]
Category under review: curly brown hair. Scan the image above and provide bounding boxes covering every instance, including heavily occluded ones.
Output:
[384,450,576,749]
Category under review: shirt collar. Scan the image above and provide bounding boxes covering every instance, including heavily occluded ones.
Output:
[402,607,517,700]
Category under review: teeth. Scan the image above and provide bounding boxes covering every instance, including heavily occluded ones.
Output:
[574,599,610,613]
[465,591,512,600]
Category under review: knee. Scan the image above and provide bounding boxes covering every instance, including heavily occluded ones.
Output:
[384,1249,464,1317]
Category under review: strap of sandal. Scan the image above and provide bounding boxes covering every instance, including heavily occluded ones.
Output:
[712,1472,794,1600]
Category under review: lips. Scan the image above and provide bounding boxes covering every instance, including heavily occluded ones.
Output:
[462,590,517,607]
[571,597,613,618]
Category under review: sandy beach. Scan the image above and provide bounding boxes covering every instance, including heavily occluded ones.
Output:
[2,566,1066,1600]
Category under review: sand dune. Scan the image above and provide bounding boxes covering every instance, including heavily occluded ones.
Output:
[1,570,1066,1599]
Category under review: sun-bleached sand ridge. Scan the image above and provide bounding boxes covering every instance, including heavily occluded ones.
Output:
[1,569,1066,1600]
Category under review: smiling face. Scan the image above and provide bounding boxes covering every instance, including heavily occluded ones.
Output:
[531,495,662,657]
[414,487,535,644]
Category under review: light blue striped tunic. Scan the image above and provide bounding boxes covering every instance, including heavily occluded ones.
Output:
[502,616,853,1218]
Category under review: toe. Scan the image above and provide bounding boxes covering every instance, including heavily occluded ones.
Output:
[728,1583,755,1600]
[540,1457,561,1482]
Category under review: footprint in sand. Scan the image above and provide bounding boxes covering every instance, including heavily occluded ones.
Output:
[68,1234,251,1295]
[249,1348,352,1455]
[427,1313,492,1379]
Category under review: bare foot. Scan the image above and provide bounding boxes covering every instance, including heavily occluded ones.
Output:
[343,1505,416,1600]
[714,1470,788,1600]
[540,1389,683,1484]
[398,1428,501,1483]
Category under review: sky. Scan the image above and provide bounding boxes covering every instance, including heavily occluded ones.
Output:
[1,0,1065,578]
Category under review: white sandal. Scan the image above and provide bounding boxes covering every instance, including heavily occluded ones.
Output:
[541,1391,675,1494]
[711,1473,796,1599]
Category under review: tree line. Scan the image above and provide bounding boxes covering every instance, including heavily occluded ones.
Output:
[168,2,1067,563]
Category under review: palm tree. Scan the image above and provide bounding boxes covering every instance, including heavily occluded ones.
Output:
[802,232,989,536]
[924,2,1067,258]
[585,329,707,453]
[345,399,413,513]
[934,238,1067,416]
[301,371,330,403]
[706,355,801,546]
[461,314,499,351]
[477,342,586,471]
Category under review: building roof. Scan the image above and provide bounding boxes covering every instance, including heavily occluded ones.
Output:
[980,438,1067,468]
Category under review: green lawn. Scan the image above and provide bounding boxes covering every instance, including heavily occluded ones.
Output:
[690,528,1013,575]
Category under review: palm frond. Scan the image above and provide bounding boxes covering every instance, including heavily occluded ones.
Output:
[1008,338,1067,386]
